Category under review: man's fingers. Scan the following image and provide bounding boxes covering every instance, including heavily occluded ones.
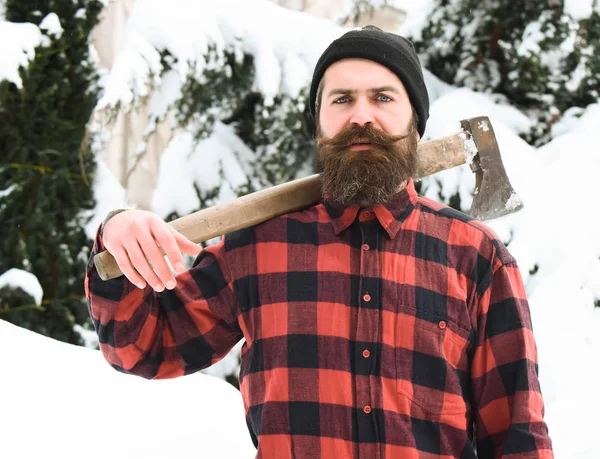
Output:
[169,227,202,256]
[136,231,177,289]
[152,223,186,272]
[110,246,147,290]
[125,239,167,292]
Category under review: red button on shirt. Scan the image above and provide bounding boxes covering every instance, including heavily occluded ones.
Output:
[362,349,370,358]
[363,210,373,218]
[362,244,370,251]
[439,321,447,329]
[359,210,375,222]
[363,293,371,302]
[363,405,372,414]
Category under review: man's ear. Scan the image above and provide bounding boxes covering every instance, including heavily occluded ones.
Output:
[415,132,421,142]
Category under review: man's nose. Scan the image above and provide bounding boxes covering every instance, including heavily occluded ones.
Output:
[349,98,375,126]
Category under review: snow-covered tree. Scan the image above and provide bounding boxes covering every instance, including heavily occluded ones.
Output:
[169,45,315,199]
[0,0,103,344]
[411,0,600,144]
[92,0,340,230]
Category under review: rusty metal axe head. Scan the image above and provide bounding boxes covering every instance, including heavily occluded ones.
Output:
[460,116,524,221]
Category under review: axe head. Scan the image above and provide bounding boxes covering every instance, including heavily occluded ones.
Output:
[460,117,524,221]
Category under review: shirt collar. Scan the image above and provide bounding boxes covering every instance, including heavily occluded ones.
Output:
[323,177,418,239]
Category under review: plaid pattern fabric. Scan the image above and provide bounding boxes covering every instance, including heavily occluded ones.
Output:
[85,177,553,458]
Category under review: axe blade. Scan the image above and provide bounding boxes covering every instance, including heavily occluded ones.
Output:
[461,116,524,221]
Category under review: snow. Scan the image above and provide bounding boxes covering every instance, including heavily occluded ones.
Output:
[396,0,436,40]
[147,69,183,123]
[0,184,16,198]
[0,13,65,88]
[72,323,99,349]
[0,12,66,88]
[84,155,131,239]
[0,20,43,88]
[151,122,247,218]
[39,12,63,38]
[565,45,592,92]
[564,0,600,20]
[98,0,343,113]
[0,268,43,305]
[518,20,546,57]
[0,320,256,459]
[458,130,478,164]
[476,119,489,132]
[202,340,245,380]
[504,191,523,212]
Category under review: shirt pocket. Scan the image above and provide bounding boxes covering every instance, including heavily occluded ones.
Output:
[396,304,472,415]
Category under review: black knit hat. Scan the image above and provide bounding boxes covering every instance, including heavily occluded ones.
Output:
[308,25,429,138]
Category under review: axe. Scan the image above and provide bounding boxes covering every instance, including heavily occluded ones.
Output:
[94,116,522,281]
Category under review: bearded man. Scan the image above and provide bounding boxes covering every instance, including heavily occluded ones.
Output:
[85,26,553,458]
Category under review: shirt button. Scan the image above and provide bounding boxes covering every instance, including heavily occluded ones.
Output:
[363,293,371,302]
[362,349,371,358]
[363,210,373,218]
[362,244,370,251]
[438,321,447,329]
[363,405,372,414]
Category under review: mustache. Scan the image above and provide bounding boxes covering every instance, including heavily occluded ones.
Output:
[317,124,412,150]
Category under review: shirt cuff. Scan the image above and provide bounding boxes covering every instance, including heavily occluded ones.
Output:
[99,209,130,238]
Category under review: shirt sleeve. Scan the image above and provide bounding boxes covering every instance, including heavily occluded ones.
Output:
[471,260,554,458]
[84,227,243,379]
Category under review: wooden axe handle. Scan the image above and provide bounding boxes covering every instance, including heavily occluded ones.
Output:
[94,125,477,280]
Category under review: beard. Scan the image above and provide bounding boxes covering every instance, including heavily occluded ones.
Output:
[316,120,418,207]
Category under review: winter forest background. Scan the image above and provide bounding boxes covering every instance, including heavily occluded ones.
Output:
[1,0,600,457]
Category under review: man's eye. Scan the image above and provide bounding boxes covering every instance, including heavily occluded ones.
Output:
[333,96,350,104]
[377,94,392,102]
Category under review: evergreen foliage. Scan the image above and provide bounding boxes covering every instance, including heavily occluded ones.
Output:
[413,0,600,144]
[163,44,315,212]
[0,0,103,343]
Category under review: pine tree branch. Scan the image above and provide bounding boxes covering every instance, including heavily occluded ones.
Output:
[78,127,91,187]
[0,303,46,314]
[5,163,95,181]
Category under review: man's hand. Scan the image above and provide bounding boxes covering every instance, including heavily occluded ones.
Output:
[102,210,202,291]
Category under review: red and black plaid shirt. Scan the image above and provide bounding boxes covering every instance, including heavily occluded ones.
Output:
[85,177,553,458]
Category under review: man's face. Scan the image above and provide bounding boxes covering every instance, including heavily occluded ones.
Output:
[316,58,420,207]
